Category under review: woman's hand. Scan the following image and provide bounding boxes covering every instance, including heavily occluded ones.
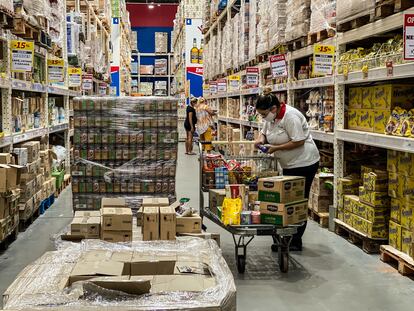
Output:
[254,134,266,149]
[264,144,279,154]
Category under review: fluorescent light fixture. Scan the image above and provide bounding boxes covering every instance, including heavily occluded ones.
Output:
[148,4,154,8]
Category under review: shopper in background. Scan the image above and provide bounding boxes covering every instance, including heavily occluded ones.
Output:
[196,97,216,152]
[254,88,320,251]
[184,97,198,155]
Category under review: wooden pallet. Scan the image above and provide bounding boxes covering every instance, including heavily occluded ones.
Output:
[287,37,307,52]
[337,13,374,32]
[307,28,336,46]
[308,208,329,228]
[380,245,414,276]
[375,0,414,19]
[334,219,387,254]
[0,225,18,252]
[0,6,14,29]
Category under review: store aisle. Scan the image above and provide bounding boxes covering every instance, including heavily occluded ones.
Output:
[176,143,414,311]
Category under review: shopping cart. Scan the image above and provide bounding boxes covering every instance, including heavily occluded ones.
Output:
[198,141,302,273]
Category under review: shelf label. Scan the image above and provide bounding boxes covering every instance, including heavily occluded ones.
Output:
[69,67,82,87]
[313,44,335,76]
[11,40,34,72]
[246,67,259,87]
[82,74,93,91]
[203,83,210,96]
[228,75,240,91]
[99,82,107,95]
[404,14,414,60]
[217,79,227,93]
[209,81,217,94]
[47,59,64,83]
[269,54,288,78]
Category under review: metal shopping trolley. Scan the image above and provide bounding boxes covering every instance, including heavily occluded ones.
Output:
[198,141,302,273]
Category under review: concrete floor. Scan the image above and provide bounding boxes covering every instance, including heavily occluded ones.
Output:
[1,143,414,310]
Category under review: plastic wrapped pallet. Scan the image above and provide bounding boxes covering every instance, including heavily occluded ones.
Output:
[49,0,65,48]
[285,0,311,42]
[249,0,257,61]
[23,0,50,17]
[3,238,236,311]
[337,0,375,24]
[256,0,270,55]
[310,0,336,34]
[154,59,168,75]
[268,0,287,49]
[155,32,169,54]
[72,97,178,212]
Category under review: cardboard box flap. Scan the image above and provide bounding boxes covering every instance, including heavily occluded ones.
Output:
[86,276,152,295]
[70,260,127,278]
[131,253,176,276]
[151,275,216,293]
[111,251,134,262]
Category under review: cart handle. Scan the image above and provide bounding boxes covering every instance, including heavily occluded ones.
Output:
[200,140,256,145]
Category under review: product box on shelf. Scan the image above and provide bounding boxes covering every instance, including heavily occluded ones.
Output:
[260,199,308,226]
[344,195,359,213]
[349,88,362,109]
[398,152,414,177]
[387,150,399,173]
[373,110,391,134]
[155,32,168,53]
[400,203,413,230]
[258,176,305,204]
[311,174,334,196]
[176,215,202,234]
[390,198,401,223]
[389,220,402,251]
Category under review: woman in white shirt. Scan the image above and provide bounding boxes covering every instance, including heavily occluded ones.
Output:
[255,89,320,251]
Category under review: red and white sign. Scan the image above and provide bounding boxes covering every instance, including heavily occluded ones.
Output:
[209,81,217,94]
[187,66,204,76]
[246,67,259,87]
[270,54,288,78]
[217,79,227,93]
[82,74,93,91]
[404,14,414,60]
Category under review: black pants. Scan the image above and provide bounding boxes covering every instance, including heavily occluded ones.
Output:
[283,161,319,245]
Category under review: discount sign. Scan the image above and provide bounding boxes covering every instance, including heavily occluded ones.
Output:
[68,67,82,87]
[270,54,288,78]
[47,59,65,83]
[228,75,240,91]
[313,44,335,76]
[404,14,414,60]
[11,40,34,72]
[246,67,259,87]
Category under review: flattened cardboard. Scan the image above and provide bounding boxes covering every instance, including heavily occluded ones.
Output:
[160,206,176,240]
[130,253,176,276]
[88,276,152,295]
[177,232,221,247]
[176,215,202,234]
[69,260,128,285]
[101,207,133,231]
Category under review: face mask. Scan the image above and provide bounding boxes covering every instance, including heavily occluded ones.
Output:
[264,111,276,122]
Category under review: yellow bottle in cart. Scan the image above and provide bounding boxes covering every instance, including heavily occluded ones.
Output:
[198,39,203,64]
[190,38,199,64]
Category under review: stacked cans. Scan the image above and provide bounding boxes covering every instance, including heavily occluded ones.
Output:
[71,96,178,211]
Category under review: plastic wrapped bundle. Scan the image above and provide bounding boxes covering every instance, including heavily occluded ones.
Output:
[232,14,240,68]
[337,0,375,24]
[268,0,288,49]
[310,0,336,34]
[0,0,13,12]
[49,0,65,47]
[256,0,270,55]
[71,97,178,212]
[3,238,236,311]
[23,0,49,17]
[285,0,311,42]
[249,0,257,60]
[155,32,168,53]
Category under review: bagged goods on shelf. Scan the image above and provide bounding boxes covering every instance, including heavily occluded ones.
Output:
[154,59,168,75]
[3,238,236,310]
[0,0,13,12]
[256,0,270,55]
[310,0,336,34]
[155,32,168,54]
[285,0,311,42]
[337,0,375,24]
[268,0,287,49]
[139,82,154,95]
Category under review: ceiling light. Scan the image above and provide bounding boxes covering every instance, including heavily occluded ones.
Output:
[148,4,154,8]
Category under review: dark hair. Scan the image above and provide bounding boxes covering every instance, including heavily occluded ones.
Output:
[255,87,281,110]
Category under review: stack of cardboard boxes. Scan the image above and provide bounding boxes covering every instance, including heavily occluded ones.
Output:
[259,176,308,226]
[308,173,334,213]
[141,197,175,241]
[348,85,414,134]
[340,165,390,239]
[0,154,22,242]
[101,198,133,242]
[15,140,56,222]
[387,150,414,258]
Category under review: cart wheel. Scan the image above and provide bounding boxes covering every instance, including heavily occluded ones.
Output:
[236,255,246,274]
[278,250,289,273]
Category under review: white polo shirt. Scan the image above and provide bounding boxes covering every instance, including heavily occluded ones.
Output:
[261,105,320,169]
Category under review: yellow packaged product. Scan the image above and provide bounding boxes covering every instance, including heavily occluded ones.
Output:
[344,211,352,226]
[349,88,362,109]
[373,110,391,134]
[221,197,242,226]
[337,176,360,195]
[348,109,358,130]
[353,214,367,233]
[398,175,414,198]
[390,198,401,223]
[398,152,414,177]
[361,87,373,109]
[373,84,414,110]
[387,150,398,173]
[344,195,359,213]
[385,107,405,135]
[366,221,388,239]
[389,220,402,251]
[401,228,413,256]
[363,171,388,192]
[388,172,398,198]
[400,203,413,230]
[357,109,373,132]
[337,209,344,221]
[365,205,389,223]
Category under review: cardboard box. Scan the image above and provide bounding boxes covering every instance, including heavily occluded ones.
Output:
[344,195,359,213]
[12,148,28,166]
[387,150,399,173]
[389,220,402,251]
[398,152,414,177]
[258,176,305,204]
[209,189,226,215]
[101,207,133,231]
[401,228,412,256]
[18,198,34,221]
[361,86,373,109]
[337,209,344,221]
[388,172,399,198]
[260,200,308,226]
[311,174,334,196]
[176,215,202,234]
[20,141,40,162]
[74,211,101,218]
[160,206,176,240]
[349,87,362,108]
[400,204,413,230]
[143,206,159,241]
[364,205,389,223]
[390,198,401,223]
[373,84,414,110]
[359,186,390,207]
[337,177,360,196]
[348,109,359,129]
[0,164,23,193]
[373,110,391,134]
[71,216,101,238]
[101,197,127,208]
[352,214,368,233]
[101,231,133,243]
[344,211,352,226]
[366,221,388,239]
[356,109,373,132]
[142,197,169,207]
[312,192,333,213]
[0,153,12,164]
[363,170,388,192]
[130,253,176,275]
[69,260,128,284]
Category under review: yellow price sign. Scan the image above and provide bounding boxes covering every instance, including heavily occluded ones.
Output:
[47,59,64,67]
[313,44,335,76]
[228,75,240,91]
[11,40,34,72]
[48,58,65,83]
[69,67,82,87]
[69,67,82,75]
[228,75,241,81]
